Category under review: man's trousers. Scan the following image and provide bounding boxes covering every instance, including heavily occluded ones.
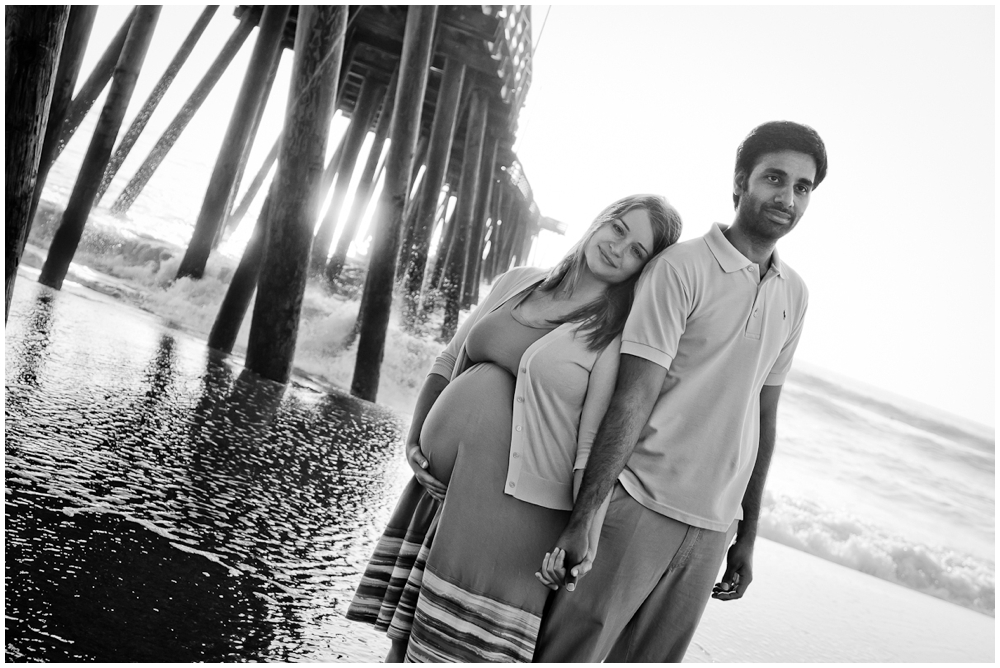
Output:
[533,483,737,662]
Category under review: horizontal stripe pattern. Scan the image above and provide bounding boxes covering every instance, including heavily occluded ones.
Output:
[346,478,440,636]
[406,569,541,663]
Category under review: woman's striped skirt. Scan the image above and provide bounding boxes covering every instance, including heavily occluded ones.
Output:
[403,434,570,662]
[345,477,440,640]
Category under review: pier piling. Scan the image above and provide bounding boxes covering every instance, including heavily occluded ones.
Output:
[52,8,137,162]
[245,5,347,384]
[111,10,257,215]
[208,185,274,354]
[394,135,431,278]
[464,133,499,307]
[441,86,488,340]
[483,184,504,283]
[9,5,549,396]
[217,48,282,249]
[401,57,465,325]
[39,6,161,291]
[177,5,289,281]
[5,5,70,321]
[29,6,97,220]
[351,6,438,402]
[96,5,217,204]
[430,186,459,294]
[312,76,384,274]
[222,133,279,237]
[325,68,399,282]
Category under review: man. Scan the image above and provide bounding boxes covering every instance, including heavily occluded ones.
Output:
[532,121,828,662]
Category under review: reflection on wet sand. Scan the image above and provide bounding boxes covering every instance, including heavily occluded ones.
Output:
[5,288,407,661]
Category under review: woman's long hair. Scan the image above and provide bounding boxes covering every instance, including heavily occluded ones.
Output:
[536,194,682,351]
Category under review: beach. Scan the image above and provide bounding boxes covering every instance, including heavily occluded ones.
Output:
[5,268,994,662]
[688,539,994,663]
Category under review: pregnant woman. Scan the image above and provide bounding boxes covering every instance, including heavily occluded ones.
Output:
[347,194,682,662]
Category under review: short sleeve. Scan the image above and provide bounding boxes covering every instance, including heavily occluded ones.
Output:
[620,257,691,371]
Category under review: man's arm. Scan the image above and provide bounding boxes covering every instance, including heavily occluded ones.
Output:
[712,383,782,600]
[551,353,666,590]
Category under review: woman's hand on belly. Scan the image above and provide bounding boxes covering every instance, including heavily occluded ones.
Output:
[407,439,448,501]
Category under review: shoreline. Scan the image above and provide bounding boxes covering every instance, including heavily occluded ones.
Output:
[687,538,994,663]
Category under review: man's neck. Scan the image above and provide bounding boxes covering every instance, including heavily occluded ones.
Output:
[723,223,776,273]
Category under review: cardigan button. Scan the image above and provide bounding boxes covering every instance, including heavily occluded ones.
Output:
[508,481,515,488]
[516,396,524,403]
[515,425,522,432]
[512,452,519,459]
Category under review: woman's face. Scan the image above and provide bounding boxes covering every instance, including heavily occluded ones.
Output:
[583,207,656,285]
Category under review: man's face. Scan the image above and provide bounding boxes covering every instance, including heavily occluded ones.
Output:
[734,150,817,242]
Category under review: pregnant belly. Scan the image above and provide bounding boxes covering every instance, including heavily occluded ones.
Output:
[419,362,515,485]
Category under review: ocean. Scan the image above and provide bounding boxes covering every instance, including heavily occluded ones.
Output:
[4,96,994,660]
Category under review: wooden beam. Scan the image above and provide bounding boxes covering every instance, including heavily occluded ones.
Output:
[110,12,257,215]
[400,56,465,324]
[5,5,70,321]
[245,5,348,384]
[177,5,290,281]
[39,6,161,291]
[463,132,499,306]
[96,5,217,204]
[52,7,137,160]
[352,5,438,402]
[325,67,399,281]
[33,6,97,199]
[312,75,384,273]
[441,86,488,340]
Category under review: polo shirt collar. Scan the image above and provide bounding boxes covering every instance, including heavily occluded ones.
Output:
[705,223,786,280]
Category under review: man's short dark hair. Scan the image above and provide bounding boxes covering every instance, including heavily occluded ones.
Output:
[733,121,828,208]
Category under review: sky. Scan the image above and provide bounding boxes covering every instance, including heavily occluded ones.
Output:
[514,5,995,428]
[69,5,994,429]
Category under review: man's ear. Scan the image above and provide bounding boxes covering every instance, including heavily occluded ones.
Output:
[732,171,747,208]
[733,170,747,198]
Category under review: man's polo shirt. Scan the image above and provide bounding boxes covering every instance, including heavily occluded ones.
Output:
[617,223,808,532]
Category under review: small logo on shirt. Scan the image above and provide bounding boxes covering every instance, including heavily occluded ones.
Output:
[783,309,786,320]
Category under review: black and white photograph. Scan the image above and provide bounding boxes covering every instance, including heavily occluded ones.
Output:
[5,4,994,663]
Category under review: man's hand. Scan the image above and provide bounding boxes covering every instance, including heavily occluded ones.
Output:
[405,440,447,501]
[535,523,591,592]
[712,536,754,600]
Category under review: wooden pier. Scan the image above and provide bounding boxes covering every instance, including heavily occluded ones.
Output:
[5,5,556,403]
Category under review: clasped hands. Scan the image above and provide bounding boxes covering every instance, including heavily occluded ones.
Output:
[406,440,447,501]
[534,525,593,592]
[534,526,756,599]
